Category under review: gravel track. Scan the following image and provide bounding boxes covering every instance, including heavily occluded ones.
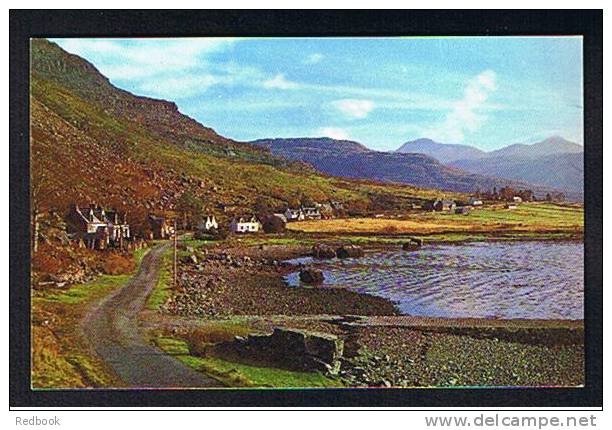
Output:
[82,244,223,388]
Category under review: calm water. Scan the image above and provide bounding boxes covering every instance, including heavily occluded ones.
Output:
[285,241,584,320]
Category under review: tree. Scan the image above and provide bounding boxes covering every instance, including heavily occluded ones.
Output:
[254,196,280,218]
[262,215,286,233]
[30,163,58,254]
[176,191,203,230]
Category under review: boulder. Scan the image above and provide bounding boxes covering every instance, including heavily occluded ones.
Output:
[312,244,336,259]
[402,237,423,250]
[299,268,325,284]
[181,254,198,265]
[336,244,364,258]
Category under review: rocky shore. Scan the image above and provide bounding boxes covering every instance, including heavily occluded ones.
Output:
[155,242,584,388]
[163,244,398,317]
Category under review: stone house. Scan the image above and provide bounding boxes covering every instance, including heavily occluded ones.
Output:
[230,216,262,233]
[66,204,130,249]
[148,214,173,239]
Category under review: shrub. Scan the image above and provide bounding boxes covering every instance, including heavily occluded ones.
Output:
[262,215,286,234]
[32,248,64,275]
[101,253,135,275]
[209,226,230,241]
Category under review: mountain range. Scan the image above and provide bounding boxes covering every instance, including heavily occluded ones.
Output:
[250,138,563,196]
[397,136,582,163]
[398,136,583,193]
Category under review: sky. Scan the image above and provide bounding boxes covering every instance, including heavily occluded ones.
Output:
[53,36,583,152]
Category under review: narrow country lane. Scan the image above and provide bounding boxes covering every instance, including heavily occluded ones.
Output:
[82,243,223,388]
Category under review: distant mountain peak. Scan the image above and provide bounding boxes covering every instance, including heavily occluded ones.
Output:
[396,138,485,163]
[488,136,583,159]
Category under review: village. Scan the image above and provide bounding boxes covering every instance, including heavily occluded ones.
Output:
[60,187,538,253]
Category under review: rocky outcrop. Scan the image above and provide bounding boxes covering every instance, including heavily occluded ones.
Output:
[312,244,336,259]
[299,268,325,284]
[336,244,364,259]
[402,237,423,250]
[227,328,344,375]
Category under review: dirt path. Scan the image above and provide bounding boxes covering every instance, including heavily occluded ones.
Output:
[82,243,223,388]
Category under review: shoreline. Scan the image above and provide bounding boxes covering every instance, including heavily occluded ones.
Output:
[145,238,584,388]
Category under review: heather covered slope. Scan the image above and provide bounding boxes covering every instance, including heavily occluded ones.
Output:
[31,39,462,228]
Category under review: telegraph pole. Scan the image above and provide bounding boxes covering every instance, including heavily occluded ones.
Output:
[173,218,178,289]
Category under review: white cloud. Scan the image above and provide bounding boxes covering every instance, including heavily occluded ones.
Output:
[331,99,375,119]
[262,73,300,90]
[56,38,237,80]
[137,75,220,99]
[426,70,498,142]
[54,38,281,101]
[304,53,324,64]
[317,127,350,140]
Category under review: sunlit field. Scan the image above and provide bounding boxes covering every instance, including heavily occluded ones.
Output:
[287,203,583,236]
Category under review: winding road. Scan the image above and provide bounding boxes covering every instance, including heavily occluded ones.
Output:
[82,243,222,388]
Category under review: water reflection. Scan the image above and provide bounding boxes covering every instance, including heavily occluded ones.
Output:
[285,241,584,320]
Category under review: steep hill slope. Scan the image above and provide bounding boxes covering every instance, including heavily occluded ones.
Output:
[31,39,460,228]
[251,138,546,194]
[395,138,485,163]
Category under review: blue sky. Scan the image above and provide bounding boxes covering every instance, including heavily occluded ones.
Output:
[53,36,583,151]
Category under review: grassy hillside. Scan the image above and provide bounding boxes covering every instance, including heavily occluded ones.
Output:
[30,39,464,228]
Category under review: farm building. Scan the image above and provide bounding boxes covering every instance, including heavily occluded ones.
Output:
[230,216,262,233]
[433,199,457,212]
[455,206,471,215]
[468,197,483,206]
[272,213,288,223]
[148,215,173,239]
[285,208,305,222]
[513,196,523,203]
[302,206,322,220]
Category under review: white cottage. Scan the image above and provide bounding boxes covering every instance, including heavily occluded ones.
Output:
[284,208,305,222]
[230,216,262,233]
[199,215,218,231]
[468,196,483,206]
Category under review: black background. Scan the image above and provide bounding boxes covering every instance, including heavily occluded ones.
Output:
[9,9,603,408]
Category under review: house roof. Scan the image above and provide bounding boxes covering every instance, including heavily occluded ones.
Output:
[233,216,260,224]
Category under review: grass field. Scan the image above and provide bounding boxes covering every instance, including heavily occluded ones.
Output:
[287,203,583,237]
